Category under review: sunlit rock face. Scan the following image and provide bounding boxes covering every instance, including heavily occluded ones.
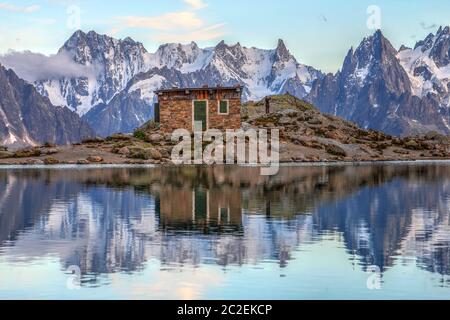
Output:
[308,28,450,136]
[0,64,94,147]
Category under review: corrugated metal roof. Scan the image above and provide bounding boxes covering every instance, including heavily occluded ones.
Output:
[155,85,243,94]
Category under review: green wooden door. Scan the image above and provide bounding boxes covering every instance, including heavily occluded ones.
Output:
[154,103,160,123]
[194,189,208,222]
[193,101,207,131]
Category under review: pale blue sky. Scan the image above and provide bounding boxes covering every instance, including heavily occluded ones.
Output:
[0,0,449,72]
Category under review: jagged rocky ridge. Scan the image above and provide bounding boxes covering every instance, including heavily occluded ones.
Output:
[30,31,323,137]
[3,27,450,138]
[0,64,94,148]
[307,28,450,136]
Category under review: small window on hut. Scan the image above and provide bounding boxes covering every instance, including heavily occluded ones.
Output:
[218,100,229,115]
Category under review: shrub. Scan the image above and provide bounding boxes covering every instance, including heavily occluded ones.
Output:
[13,148,41,158]
[133,130,146,140]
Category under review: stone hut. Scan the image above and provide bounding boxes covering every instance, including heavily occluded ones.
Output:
[154,85,242,133]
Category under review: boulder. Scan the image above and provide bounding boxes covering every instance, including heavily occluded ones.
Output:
[0,151,14,159]
[404,140,420,150]
[117,147,131,156]
[146,133,163,144]
[241,122,252,131]
[13,147,41,158]
[325,144,347,157]
[424,131,443,141]
[43,142,57,148]
[129,147,162,160]
[21,159,44,165]
[43,157,60,165]
[107,133,132,141]
[164,133,173,142]
[86,155,104,163]
[307,118,322,125]
[147,148,162,160]
[279,116,293,125]
[82,137,106,144]
[159,148,172,159]
[277,109,298,117]
[41,148,59,156]
[77,159,90,165]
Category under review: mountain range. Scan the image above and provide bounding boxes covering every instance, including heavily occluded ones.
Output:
[308,27,450,136]
[0,27,449,145]
[0,64,93,147]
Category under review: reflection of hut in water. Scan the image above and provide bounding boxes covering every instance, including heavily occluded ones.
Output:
[158,185,243,232]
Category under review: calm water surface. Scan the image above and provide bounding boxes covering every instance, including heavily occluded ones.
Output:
[1,164,450,299]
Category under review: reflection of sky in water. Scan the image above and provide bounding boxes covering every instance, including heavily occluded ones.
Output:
[1,164,450,299]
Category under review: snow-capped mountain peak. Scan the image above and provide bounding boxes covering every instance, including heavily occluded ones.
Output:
[36,30,151,115]
[398,26,450,103]
[274,39,292,62]
[150,41,213,73]
[28,31,323,136]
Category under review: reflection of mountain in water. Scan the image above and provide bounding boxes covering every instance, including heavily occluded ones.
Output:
[1,165,450,283]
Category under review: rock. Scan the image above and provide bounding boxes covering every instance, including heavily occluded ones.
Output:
[41,148,59,156]
[138,120,160,131]
[324,130,346,140]
[241,122,252,131]
[425,131,443,140]
[0,151,14,159]
[111,142,129,152]
[86,156,104,163]
[277,109,298,117]
[146,133,163,144]
[158,148,171,159]
[421,141,435,150]
[129,147,162,160]
[279,116,293,125]
[117,147,131,156]
[77,159,90,165]
[43,142,57,148]
[13,148,41,158]
[0,145,7,151]
[20,159,44,165]
[31,159,44,165]
[325,144,347,157]
[292,156,306,162]
[107,133,132,141]
[125,159,146,165]
[307,119,322,125]
[82,137,105,144]
[43,157,60,165]
[148,148,162,160]
[404,140,419,150]
[164,133,173,142]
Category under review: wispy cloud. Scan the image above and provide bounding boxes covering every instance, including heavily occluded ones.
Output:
[154,23,226,42]
[184,0,207,10]
[114,0,225,43]
[0,3,40,13]
[121,11,203,31]
[420,21,438,31]
[0,50,98,82]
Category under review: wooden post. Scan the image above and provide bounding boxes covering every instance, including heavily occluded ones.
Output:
[265,96,271,114]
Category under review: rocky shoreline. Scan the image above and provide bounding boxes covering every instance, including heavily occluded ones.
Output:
[1,95,449,166]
